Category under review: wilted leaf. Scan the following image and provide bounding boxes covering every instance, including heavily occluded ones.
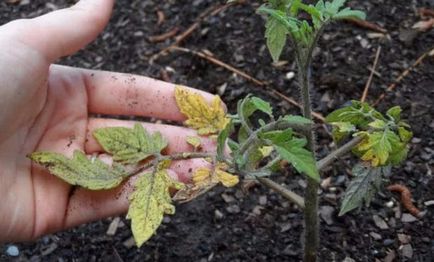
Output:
[339,163,391,216]
[398,126,412,143]
[175,86,229,135]
[29,150,127,190]
[274,138,320,182]
[93,123,167,164]
[127,170,184,247]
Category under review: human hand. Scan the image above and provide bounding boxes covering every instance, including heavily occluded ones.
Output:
[0,0,217,242]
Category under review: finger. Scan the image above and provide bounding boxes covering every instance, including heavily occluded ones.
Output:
[2,0,114,61]
[78,66,219,121]
[63,160,211,229]
[85,118,217,154]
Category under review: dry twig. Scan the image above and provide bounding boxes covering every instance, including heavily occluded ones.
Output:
[148,27,179,43]
[361,46,382,102]
[387,184,422,218]
[373,47,434,106]
[345,18,387,33]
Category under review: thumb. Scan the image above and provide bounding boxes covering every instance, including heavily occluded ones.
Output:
[4,0,114,62]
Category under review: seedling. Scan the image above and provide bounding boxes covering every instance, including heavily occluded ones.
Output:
[29,0,414,261]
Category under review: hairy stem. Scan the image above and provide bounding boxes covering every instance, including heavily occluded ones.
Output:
[297,52,319,262]
[317,136,363,171]
[257,177,305,209]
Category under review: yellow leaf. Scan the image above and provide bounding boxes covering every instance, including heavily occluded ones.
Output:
[186,136,202,150]
[258,146,274,157]
[175,86,229,135]
[127,170,184,247]
[216,169,239,187]
[192,167,213,186]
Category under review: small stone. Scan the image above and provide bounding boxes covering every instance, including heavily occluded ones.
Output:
[106,217,121,236]
[226,205,240,214]
[411,137,422,143]
[252,205,263,216]
[319,206,335,225]
[259,195,267,206]
[298,179,307,188]
[214,209,224,219]
[400,244,413,258]
[383,250,396,262]
[343,257,356,262]
[397,233,411,244]
[383,239,395,246]
[401,213,418,223]
[424,200,434,206]
[285,72,295,80]
[369,232,382,240]
[123,237,136,248]
[373,215,389,229]
[221,193,235,203]
[385,201,394,208]
[163,216,171,224]
[6,245,19,257]
[41,243,58,256]
[280,223,292,233]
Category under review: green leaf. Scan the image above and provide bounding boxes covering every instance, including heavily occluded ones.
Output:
[227,138,240,152]
[274,138,320,182]
[386,106,402,122]
[339,163,391,216]
[282,115,313,125]
[354,130,401,166]
[265,15,288,62]
[331,121,356,143]
[333,8,366,20]
[251,97,273,116]
[388,142,409,166]
[326,101,383,128]
[217,121,233,161]
[398,126,412,143]
[368,119,387,129]
[260,128,293,145]
[29,150,127,190]
[93,123,167,164]
[127,170,184,247]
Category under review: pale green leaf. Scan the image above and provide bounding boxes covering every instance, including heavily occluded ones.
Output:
[331,121,356,143]
[354,130,400,166]
[251,97,273,116]
[333,8,366,20]
[282,115,313,125]
[339,163,391,216]
[386,106,402,122]
[368,119,386,129]
[127,170,184,247]
[398,126,412,143]
[274,138,320,182]
[29,150,127,190]
[93,123,167,164]
[265,16,288,62]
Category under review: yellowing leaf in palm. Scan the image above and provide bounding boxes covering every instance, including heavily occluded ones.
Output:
[29,150,127,190]
[127,170,184,247]
[93,123,167,164]
[175,86,229,135]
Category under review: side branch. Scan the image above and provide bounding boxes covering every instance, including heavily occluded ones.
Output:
[317,136,363,171]
[257,177,305,210]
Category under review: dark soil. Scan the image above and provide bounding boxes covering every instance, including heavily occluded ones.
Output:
[1,0,434,261]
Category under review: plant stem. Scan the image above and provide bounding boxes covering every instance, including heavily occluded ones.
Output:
[297,55,319,262]
[317,136,363,171]
[257,177,305,209]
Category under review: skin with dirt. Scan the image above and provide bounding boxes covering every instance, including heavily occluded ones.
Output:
[1,0,433,261]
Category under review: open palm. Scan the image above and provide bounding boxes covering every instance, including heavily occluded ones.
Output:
[0,0,215,242]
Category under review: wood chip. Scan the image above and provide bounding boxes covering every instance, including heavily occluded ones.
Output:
[106,217,121,236]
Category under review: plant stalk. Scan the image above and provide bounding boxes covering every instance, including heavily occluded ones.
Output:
[297,57,319,262]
